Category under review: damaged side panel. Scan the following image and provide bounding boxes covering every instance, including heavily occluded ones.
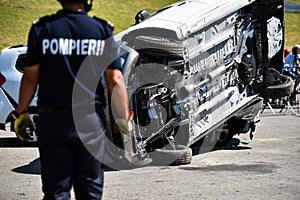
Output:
[105,0,289,166]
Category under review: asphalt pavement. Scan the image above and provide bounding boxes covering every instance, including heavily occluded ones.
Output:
[0,108,299,200]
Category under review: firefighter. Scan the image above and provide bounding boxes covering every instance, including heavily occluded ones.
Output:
[13,0,131,199]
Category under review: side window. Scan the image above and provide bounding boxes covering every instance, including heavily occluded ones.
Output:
[15,54,27,73]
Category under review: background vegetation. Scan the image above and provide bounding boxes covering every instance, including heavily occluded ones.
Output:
[0,0,299,50]
[0,0,177,49]
[285,0,300,48]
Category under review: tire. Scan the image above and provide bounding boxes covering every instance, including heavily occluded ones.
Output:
[150,145,192,166]
[260,75,294,99]
[133,36,184,58]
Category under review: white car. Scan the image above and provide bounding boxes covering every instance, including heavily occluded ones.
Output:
[0,45,38,141]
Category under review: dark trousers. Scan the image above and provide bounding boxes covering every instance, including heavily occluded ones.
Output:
[37,110,106,200]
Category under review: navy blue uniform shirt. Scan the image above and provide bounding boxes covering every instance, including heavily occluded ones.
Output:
[26,9,121,108]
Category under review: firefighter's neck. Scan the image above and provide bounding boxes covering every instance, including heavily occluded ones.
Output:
[63,3,85,12]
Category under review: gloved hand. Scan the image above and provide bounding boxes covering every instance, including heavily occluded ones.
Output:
[114,111,153,166]
[114,110,134,135]
[12,111,35,142]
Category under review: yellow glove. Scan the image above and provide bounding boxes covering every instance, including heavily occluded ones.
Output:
[114,110,134,135]
[114,111,153,166]
[12,111,35,142]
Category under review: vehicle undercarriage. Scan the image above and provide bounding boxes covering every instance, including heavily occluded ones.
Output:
[104,0,293,167]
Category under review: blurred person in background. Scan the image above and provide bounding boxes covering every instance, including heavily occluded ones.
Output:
[283,44,300,105]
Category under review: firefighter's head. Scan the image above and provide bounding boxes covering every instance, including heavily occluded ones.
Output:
[57,0,93,12]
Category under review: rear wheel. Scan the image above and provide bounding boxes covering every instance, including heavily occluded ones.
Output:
[133,36,184,58]
[261,74,294,99]
[150,145,192,166]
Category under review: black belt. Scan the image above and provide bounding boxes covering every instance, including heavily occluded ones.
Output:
[38,107,72,114]
[38,106,97,114]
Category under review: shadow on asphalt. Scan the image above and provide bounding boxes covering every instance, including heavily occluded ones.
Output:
[12,158,41,175]
[178,162,279,174]
[0,137,37,148]
[212,138,252,151]
[191,138,252,156]
[11,157,116,175]
[8,138,254,175]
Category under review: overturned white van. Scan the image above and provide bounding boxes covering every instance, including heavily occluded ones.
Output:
[104,0,293,167]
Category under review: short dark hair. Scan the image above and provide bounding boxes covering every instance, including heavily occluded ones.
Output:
[57,0,93,12]
[58,0,87,5]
